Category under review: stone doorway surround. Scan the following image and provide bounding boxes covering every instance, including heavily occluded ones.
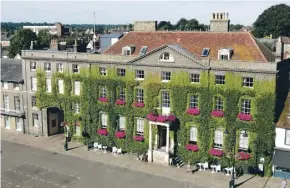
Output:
[147,121,171,165]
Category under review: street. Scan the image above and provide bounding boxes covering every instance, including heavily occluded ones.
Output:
[1,141,194,188]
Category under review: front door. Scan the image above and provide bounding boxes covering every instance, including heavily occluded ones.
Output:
[49,112,59,135]
[16,117,22,131]
[158,126,167,149]
[4,116,10,129]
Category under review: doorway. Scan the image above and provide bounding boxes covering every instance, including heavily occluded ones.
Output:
[158,126,167,150]
[47,107,64,136]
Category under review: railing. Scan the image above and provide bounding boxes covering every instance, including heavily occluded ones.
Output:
[0,108,25,117]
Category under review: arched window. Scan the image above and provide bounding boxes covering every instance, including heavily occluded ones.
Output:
[159,52,174,62]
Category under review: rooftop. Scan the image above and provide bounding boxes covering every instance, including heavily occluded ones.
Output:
[104,31,269,62]
[0,58,22,82]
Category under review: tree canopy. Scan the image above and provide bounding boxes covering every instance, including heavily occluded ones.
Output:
[37,29,53,49]
[8,29,37,58]
[252,4,290,38]
[157,18,208,31]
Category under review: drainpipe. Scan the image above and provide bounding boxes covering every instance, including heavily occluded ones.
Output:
[20,79,25,134]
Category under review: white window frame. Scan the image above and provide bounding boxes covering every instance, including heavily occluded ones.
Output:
[100,67,107,76]
[119,116,126,131]
[3,82,8,89]
[215,75,225,85]
[162,91,170,107]
[136,88,144,103]
[119,87,125,100]
[117,68,126,77]
[285,130,290,145]
[100,87,106,98]
[72,64,79,73]
[57,63,63,72]
[74,81,81,95]
[101,113,108,128]
[58,79,64,94]
[46,78,52,93]
[33,113,39,127]
[122,46,132,55]
[215,96,224,111]
[189,95,198,108]
[239,130,249,150]
[74,103,80,114]
[31,96,37,107]
[4,116,10,129]
[189,127,197,143]
[3,95,9,110]
[30,61,36,71]
[31,77,37,91]
[135,70,145,80]
[161,72,171,82]
[44,62,51,72]
[14,96,20,111]
[136,118,144,136]
[159,52,174,62]
[13,83,19,90]
[190,73,200,83]
[214,130,223,148]
[243,77,254,88]
[218,49,231,60]
[241,99,251,115]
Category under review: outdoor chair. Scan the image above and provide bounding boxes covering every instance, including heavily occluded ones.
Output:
[216,165,221,172]
[97,144,102,151]
[103,146,108,153]
[117,148,122,155]
[112,147,117,155]
[203,162,209,170]
[93,142,98,152]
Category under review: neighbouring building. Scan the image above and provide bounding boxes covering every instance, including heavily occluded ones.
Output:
[275,36,290,62]
[99,33,123,53]
[1,33,14,47]
[0,59,25,133]
[12,13,290,177]
[23,22,69,37]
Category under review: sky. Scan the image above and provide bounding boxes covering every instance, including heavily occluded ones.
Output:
[1,1,290,26]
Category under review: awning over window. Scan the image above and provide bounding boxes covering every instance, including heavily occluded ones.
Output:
[273,149,290,169]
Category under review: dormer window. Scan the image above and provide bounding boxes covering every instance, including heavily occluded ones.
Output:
[159,52,174,62]
[201,48,210,57]
[218,48,233,60]
[139,46,148,56]
[122,46,135,56]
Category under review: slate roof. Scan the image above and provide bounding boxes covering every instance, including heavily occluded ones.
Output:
[101,33,123,39]
[0,58,22,82]
[104,31,268,62]
[272,149,290,169]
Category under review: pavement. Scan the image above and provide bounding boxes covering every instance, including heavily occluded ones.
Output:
[1,129,284,188]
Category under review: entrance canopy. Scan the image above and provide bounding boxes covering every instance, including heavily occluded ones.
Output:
[273,149,290,168]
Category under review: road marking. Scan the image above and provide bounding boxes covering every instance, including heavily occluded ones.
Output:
[1,179,13,185]
[71,180,75,184]
[54,183,60,186]
[39,179,45,182]
[62,186,67,188]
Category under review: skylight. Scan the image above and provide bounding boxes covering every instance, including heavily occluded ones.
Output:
[139,46,148,56]
[201,48,210,57]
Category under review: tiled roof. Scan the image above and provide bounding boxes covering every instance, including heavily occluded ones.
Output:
[276,92,290,128]
[104,31,268,62]
[0,58,22,82]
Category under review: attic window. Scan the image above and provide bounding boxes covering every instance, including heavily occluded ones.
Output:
[201,48,210,57]
[122,46,134,56]
[139,46,148,56]
[218,48,233,60]
[159,52,174,62]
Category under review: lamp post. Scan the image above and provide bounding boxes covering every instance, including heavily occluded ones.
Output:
[224,129,248,188]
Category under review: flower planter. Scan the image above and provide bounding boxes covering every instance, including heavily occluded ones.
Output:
[97,128,108,136]
[146,113,177,123]
[167,114,176,122]
[211,110,224,117]
[209,148,224,157]
[98,97,108,103]
[186,108,200,115]
[115,99,126,105]
[185,144,199,152]
[133,135,144,142]
[238,113,253,121]
[156,115,167,122]
[115,131,126,139]
[146,113,158,121]
[237,152,251,160]
[133,101,144,108]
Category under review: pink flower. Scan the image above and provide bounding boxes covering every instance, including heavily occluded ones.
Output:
[166,114,176,122]
[186,108,200,115]
[115,131,126,139]
[147,113,158,121]
[209,148,224,157]
[156,115,167,122]
[97,128,108,136]
[238,113,253,121]
[133,135,144,142]
[98,97,108,103]
[115,99,126,105]
[133,101,144,108]
[185,144,199,152]
[238,152,251,160]
[211,110,224,117]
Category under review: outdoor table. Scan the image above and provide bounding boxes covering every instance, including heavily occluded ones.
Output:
[224,167,234,176]
[197,163,204,171]
[210,165,217,173]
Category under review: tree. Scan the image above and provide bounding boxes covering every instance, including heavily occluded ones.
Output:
[8,29,37,58]
[158,21,173,31]
[176,18,188,31]
[37,29,53,49]
[230,24,244,31]
[185,19,199,31]
[252,4,290,38]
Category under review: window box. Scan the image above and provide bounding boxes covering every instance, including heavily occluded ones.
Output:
[166,114,176,122]
[115,131,126,139]
[237,152,251,160]
[238,113,253,121]
[209,148,224,157]
[115,99,126,105]
[185,144,199,152]
[186,108,200,115]
[211,110,224,117]
[98,97,108,103]
[146,113,176,122]
[147,113,158,121]
[133,135,144,142]
[97,128,108,136]
[156,115,167,122]
[133,101,144,108]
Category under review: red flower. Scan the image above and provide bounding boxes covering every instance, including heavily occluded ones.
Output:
[185,144,199,152]
[238,113,253,121]
[147,113,158,121]
[115,99,126,105]
[133,135,144,142]
[237,152,251,160]
[133,101,144,108]
[211,110,224,117]
[115,131,126,139]
[98,97,108,103]
[186,108,200,115]
[156,115,167,122]
[209,148,224,157]
[97,128,108,136]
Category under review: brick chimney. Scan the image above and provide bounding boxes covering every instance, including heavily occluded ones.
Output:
[210,13,230,32]
[50,38,59,50]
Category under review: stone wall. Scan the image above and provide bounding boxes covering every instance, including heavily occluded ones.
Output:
[133,21,157,32]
